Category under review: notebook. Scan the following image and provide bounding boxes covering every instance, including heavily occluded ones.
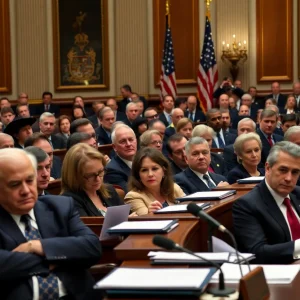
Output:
[154,202,211,214]
[176,190,236,202]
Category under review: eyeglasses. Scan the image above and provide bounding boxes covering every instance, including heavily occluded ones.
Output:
[150,140,163,145]
[146,114,158,119]
[83,169,105,181]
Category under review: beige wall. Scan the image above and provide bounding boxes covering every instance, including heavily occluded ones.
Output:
[4,0,299,101]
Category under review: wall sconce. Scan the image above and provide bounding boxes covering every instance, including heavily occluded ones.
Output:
[221,34,247,81]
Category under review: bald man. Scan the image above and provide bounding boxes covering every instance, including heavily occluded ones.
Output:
[165,108,184,139]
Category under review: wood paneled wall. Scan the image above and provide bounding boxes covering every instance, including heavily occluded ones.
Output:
[0,0,12,93]
[256,0,293,82]
[153,0,199,86]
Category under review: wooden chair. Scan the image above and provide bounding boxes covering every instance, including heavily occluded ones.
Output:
[98,144,113,156]
[53,149,67,162]
[113,184,125,201]
[46,179,61,195]
[210,148,224,153]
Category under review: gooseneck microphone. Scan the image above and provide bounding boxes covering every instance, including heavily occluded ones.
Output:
[153,235,236,297]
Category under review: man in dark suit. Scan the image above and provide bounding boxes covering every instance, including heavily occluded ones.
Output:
[166,134,188,175]
[0,148,101,299]
[206,109,236,148]
[164,108,184,139]
[265,81,287,109]
[174,137,228,195]
[15,93,37,116]
[96,107,115,145]
[241,93,259,121]
[104,125,137,193]
[118,84,147,113]
[221,109,237,135]
[35,91,60,117]
[185,95,206,122]
[233,141,300,264]
[248,86,265,109]
[106,98,126,122]
[256,109,283,165]
[159,95,175,127]
[39,112,66,149]
[73,95,94,117]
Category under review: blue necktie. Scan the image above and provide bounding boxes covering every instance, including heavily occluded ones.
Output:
[203,174,216,190]
[20,215,59,300]
[217,132,225,148]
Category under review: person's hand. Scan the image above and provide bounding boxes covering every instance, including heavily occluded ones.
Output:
[104,155,111,164]
[148,201,163,214]
[129,212,138,217]
[13,240,45,256]
[49,177,55,182]
[217,181,229,187]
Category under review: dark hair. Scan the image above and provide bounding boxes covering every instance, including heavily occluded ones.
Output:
[70,118,92,134]
[24,132,49,147]
[42,91,53,99]
[121,84,132,92]
[16,104,29,115]
[175,98,186,108]
[128,147,175,201]
[72,104,87,120]
[282,113,299,125]
[73,95,83,103]
[0,97,9,102]
[25,146,48,163]
[67,132,93,150]
[162,94,175,102]
[58,115,72,134]
[0,107,14,115]
[166,133,186,155]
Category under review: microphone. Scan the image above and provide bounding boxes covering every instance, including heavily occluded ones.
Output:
[153,235,236,297]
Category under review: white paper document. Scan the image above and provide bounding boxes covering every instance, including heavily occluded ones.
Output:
[108,220,177,231]
[155,203,210,213]
[95,268,214,289]
[211,263,300,284]
[212,236,236,253]
[237,176,264,183]
[178,190,235,200]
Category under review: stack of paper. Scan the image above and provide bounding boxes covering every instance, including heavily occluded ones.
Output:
[237,176,264,184]
[176,190,236,202]
[211,263,300,284]
[154,202,211,214]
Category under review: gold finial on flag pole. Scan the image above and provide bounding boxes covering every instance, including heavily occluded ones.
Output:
[166,0,170,26]
[205,0,212,20]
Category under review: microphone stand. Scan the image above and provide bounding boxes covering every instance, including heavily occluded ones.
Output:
[207,224,214,252]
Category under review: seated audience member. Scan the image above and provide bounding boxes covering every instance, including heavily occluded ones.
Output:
[229,96,236,109]
[221,109,237,134]
[25,132,62,179]
[265,98,277,108]
[206,108,236,148]
[231,87,244,110]
[0,148,101,299]
[218,93,230,110]
[144,107,159,122]
[148,119,166,139]
[0,122,2,132]
[257,109,283,164]
[0,132,14,148]
[227,133,265,184]
[56,114,71,143]
[1,107,15,131]
[35,91,60,117]
[241,93,258,120]
[234,79,242,89]
[185,95,206,122]
[176,117,193,140]
[223,118,257,172]
[175,98,187,111]
[174,137,228,195]
[106,98,126,122]
[25,146,51,195]
[140,130,163,151]
[284,126,300,146]
[165,108,184,139]
[159,95,175,126]
[124,147,184,215]
[96,107,116,145]
[39,112,66,149]
[248,86,264,108]
[16,92,35,115]
[239,105,250,116]
[16,104,31,118]
[67,132,97,150]
[166,134,188,175]
[61,143,123,216]
[233,141,300,264]
[282,95,297,114]
[0,97,11,109]
[192,124,227,176]
[73,95,93,116]
[281,114,298,134]
[72,104,87,120]
[104,125,137,193]
[125,102,140,125]
[265,81,287,109]
[132,117,148,140]
[88,100,105,127]
[4,117,35,148]
[133,99,144,117]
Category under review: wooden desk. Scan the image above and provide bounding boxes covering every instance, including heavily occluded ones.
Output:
[214,183,257,191]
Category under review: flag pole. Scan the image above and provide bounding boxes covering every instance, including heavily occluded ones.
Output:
[166,0,170,27]
[205,0,212,19]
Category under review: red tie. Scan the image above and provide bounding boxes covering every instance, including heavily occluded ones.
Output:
[208,165,214,173]
[267,135,273,147]
[283,198,300,240]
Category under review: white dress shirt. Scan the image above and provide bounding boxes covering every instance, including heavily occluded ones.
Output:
[119,156,133,169]
[265,181,300,259]
[10,210,67,299]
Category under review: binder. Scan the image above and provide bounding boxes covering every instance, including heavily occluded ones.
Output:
[176,190,236,202]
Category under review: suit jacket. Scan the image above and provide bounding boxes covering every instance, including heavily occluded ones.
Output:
[265,93,287,108]
[158,112,170,127]
[50,134,66,149]
[212,129,236,148]
[51,155,62,179]
[104,155,132,193]
[164,126,176,139]
[233,180,300,264]
[116,111,127,121]
[35,103,60,117]
[256,128,283,164]
[55,132,69,144]
[88,114,100,128]
[62,184,123,216]
[174,167,226,195]
[124,183,185,215]
[0,195,101,300]
[184,109,206,122]
[118,96,148,113]
[168,158,184,175]
[96,125,112,145]
[210,152,227,177]
[227,163,265,184]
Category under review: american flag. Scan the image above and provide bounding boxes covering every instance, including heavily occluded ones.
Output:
[159,16,177,100]
[197,16,218,112]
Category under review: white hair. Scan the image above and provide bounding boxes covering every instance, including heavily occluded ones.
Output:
[39,112,55,122]
[111,124,135,144]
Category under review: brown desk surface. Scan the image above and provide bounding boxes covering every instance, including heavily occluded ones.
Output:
[214,183,257,191]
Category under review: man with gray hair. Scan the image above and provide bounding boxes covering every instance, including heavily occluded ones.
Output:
[0,132,14,148]
[241,93,259,120]
[96,107,116,145]
[39,112,66,149]
[233,141,300,264]
[284,126,300,146]
[125,102,139,125]
[165,108,184,139]
[104,124,137,193]
[174,137,228,195]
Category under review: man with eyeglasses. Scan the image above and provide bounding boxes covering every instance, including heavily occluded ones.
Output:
[144,107,159,122]
[104,125,137,193]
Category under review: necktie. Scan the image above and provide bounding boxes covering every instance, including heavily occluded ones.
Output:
[267,135,273,147]
[189,112,194,122]
[208,165,214,173]
[45,105,49,112]
[203,174,216,190]
[217,132,225,148]
[167,114,172,125]
[20,215,59,299]
[283,198,300,240]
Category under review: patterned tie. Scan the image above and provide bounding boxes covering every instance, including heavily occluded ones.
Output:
[283,198,300,241]
[189,112,194,122]
[267,135,273,147]
[216,132,225,148]
[45,105,49,112]
[20,215,59,300]
[203,174,216,190]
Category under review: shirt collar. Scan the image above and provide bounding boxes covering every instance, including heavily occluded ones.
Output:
[10,209,36,225]
[265,179,289,206]
[190,168,209,179]
[118,156,133,168]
